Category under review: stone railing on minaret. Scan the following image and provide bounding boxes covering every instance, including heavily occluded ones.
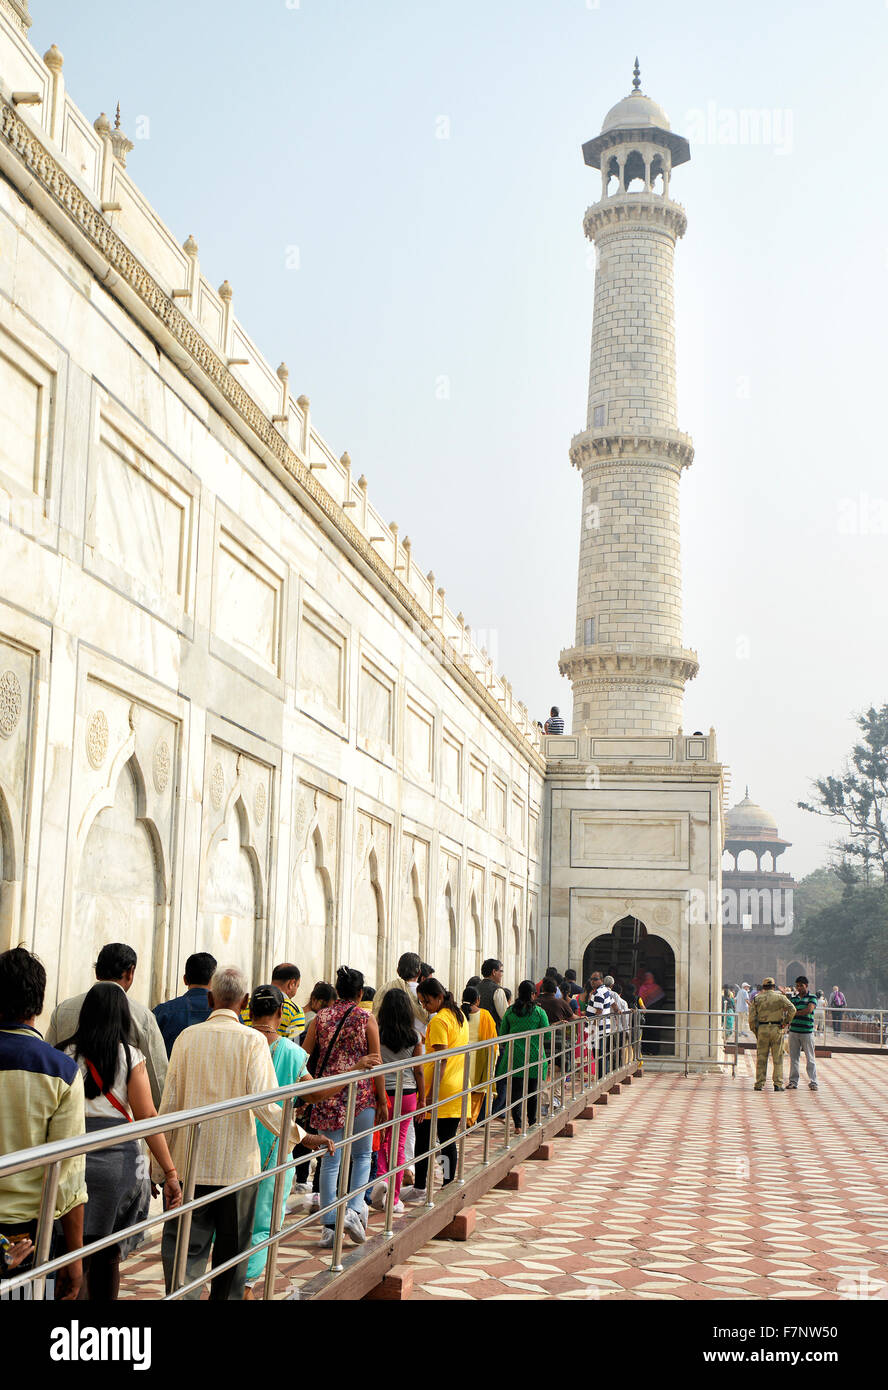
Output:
[560,65,699,738]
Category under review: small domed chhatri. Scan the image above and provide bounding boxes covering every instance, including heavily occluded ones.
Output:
[582,58,690,171]
[726,788,779,837]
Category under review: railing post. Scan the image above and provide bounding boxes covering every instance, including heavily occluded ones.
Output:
[520,1036,531,1135]
[330,1082,357,1273]
[382,1069,403,1239]
[261,1096,294,1301]
[503,1038,515,1147]
[32,1160,61,1301]
[425,1058,442,1207]
[171,1121,202,1296]
[455,1050,471,1185]
[482,1033,493,1167]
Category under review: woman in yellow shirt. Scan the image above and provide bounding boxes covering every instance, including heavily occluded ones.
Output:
[461,985,498,1124]
[409,977,469,1195]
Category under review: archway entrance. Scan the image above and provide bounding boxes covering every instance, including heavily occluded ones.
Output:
[785,960,806,988]
[582,917,676,1055]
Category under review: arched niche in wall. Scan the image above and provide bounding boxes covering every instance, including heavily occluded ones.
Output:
[200,794,262,987]
[292,824,334,988]
[351,845,385,986]
[75,756,165,1006]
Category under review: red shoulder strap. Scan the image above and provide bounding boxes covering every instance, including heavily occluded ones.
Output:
[85,1057,132,1122]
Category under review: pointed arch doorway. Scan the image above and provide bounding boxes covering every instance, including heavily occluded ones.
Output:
[582,916,676,1056]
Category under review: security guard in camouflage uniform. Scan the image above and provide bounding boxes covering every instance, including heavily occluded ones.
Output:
[749,977,796,1090]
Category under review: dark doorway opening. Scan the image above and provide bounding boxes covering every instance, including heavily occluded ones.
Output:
[582,917,677,1055]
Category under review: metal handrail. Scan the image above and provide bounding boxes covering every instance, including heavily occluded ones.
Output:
[0,1012,632,1300]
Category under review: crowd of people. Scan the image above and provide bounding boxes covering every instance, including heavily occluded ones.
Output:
[0,941,640,1301]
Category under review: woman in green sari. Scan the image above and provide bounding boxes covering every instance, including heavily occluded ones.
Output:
[496,980,549,1128]
[243,985,333,1295]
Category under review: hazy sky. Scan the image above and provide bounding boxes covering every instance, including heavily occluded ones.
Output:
[31,0,888,875]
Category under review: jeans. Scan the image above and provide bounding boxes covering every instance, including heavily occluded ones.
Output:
[318,1106,375,1227]
[788,1032,817,1086]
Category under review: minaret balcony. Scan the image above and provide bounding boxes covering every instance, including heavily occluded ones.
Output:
[584,193,688,241]
[558,641,699,685]
[569,427,694,472]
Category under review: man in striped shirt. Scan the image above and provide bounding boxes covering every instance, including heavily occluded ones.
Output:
[240,963,305,1039]
[787,975,818,1091]
[586,971,617,1077]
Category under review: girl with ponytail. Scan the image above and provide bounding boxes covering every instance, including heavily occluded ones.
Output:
[408,977,470,1198]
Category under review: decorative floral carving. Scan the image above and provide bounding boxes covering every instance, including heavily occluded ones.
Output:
[0,670,22,738]
[295,796,307,841]
[653,902,672,927]
[326,810,337,848]
[586,904,605,923]
[254,781,267,827]
[86,710,109,769]
[210,762,224,811]
[153,739,171,794]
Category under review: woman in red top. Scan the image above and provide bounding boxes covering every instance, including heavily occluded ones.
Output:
[301,967,386,1250]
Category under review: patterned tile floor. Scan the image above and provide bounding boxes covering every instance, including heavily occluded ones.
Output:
[403,1054,888,1301]
[120,1053,888,1301]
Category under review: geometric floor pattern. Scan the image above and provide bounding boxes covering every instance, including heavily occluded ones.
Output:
[119,1053,888,1300]
[404,1053,888,1301]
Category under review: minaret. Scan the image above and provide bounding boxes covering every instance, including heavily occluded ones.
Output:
[559,61,699,738]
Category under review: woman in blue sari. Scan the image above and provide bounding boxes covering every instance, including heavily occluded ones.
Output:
[243,985,333,1294]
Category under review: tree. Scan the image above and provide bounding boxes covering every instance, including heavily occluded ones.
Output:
[798,705,888,883]
[797,706,888,1004]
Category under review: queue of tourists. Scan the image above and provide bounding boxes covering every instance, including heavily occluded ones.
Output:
[0,943,637,1300]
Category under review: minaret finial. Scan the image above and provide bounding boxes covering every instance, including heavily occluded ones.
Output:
[745,785,749,799]
[632,57,641,91]
[115,101,121,129]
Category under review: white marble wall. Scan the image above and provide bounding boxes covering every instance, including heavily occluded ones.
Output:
[0,15,545,1014]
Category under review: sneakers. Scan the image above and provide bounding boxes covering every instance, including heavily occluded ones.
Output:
[786,1084,798,1090]
[392,1199,405,1215]
[809,1082,819,1091]
[305,1192,320,1208]
[370,1183,388,1211]
[400,1185,425,1204]
[344,1208,366,1245]
[318,1226,335,1249]
[773,1087,784,1092]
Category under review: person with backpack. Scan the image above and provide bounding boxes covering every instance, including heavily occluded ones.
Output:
[829,986,846,1036]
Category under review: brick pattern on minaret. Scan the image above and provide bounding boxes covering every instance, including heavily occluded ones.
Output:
[559,79,699,738]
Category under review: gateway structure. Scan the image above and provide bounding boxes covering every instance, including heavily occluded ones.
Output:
[543,64,725,1045]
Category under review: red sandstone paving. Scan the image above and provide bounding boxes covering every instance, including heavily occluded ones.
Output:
[118,1053,888,1301]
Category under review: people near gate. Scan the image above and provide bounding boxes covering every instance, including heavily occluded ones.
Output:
[748,976,796,1092]
[370,989,426,1214]
[0,946,87,1298]
[537,975,574,1072]
[814,990,827,1040]
[461,984,498,1123]
[585,971,618,1075]
[722,985,736,1040]
[153,952,217,1057]
[59,982,182,1300]
[733,982,750,1039]
[496,981,549,1127]
[45,943,168,1107]
[787,976,818,1092]
[301,967,387,1249]
[408,978,469,1200]
[829,985,846,1035]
